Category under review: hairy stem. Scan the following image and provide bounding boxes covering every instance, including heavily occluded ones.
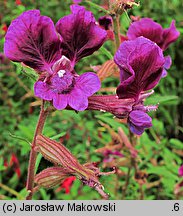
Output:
[26,100,48,200]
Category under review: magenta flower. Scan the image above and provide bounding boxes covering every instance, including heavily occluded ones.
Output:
[114,37,165,135]
[127,18,180,51]
[4,7,104,111]
[34,56,100,111]
[178,165,183,177]
[114,36,165,100]
[56,5,107,63]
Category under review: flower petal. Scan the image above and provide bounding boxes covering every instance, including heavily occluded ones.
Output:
[76,72,101,97]
[34,81,54,100]
[162,55,172,77]
[128,110,152,135]
[56,5,106,62]
[161,20,180,50]
[4,10,62,73]
[53,94,68,110]
[115,37,165,100]
[129,125,145,135]
[127,18,163,44]
[68,88,88,111]
[52,56,72,72]
[127,18,180,51]
[178,165,183,177]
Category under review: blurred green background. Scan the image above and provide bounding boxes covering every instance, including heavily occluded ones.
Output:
[0,0,183,200]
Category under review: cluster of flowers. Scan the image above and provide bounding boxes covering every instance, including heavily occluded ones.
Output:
[4,5,179,136]
[3,2,180,197]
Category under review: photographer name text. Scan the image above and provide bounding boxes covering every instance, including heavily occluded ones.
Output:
[2,202,116,213]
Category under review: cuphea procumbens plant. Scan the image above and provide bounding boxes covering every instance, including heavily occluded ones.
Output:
[4,1,179,199]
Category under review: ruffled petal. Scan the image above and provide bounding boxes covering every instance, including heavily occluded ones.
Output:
[34,81,54,100]
[56,5,106,62]
[52,94,68,110]
[68,88,88,111]
[115,37,165,100]
[4,10,62,73]
[127,18,163,44]
[127,18,180,51]
[75,72,101,97]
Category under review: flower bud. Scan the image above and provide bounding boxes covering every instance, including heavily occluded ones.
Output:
[35,135,91,179]
[35,135,116,198]
[35,167,70,188]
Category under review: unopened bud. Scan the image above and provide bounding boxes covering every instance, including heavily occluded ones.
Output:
[35,167,70,188]
[36,135,91,179]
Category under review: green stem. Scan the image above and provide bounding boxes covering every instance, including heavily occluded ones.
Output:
[26,100,48,200]
[0,183,24,200]
[84,0,109,14]
[112,14,121,52]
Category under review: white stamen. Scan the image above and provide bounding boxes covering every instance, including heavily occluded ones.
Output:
[60,55,70,66]
[58,70,66,77]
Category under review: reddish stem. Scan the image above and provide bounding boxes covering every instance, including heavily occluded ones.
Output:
[88,95,134,118]
[26,100,48,200]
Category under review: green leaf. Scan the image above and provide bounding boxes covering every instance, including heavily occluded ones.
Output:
[35,153,42,174]
[39,188,50,200]
[50,132,67,140]
[84,0,109,14]
[145,94,179,105]
[99,46,113,59]
[169,138,183,150]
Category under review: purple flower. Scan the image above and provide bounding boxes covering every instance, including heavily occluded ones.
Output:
[127,18,180,51]
[114,36,165,100]
[128,110,152,135]
[56,5,107,63]
[4,8,104,111]
[34,56,101,111]
[178,165,183,177]
[114,37,164,135]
